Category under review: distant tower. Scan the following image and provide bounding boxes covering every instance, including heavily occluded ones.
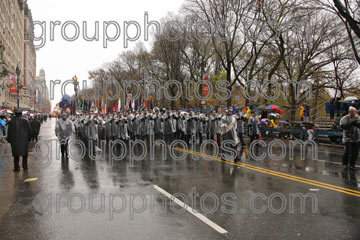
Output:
[35,68,50,113]
[38,68,45,81]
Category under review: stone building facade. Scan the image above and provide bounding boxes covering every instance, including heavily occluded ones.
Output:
[24,0,36,108]
[0,0,36,110]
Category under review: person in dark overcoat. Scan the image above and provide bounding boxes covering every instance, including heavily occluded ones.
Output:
[30,116,41,142]
[7,109,32,171]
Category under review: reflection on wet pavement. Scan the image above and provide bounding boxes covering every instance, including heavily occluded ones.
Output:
[0,119,359,239]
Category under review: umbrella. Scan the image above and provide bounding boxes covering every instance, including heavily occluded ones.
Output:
[344,96,358,102]
[269,113,280,118]
[1,109,13,114]
[256,105,266,110]
[260,119,270,125]
[266,105,284,114]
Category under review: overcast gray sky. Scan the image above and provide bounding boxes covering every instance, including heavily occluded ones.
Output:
[29,0,185,109]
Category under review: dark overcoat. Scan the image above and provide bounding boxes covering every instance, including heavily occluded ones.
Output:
[7,116,32,157]
[30,118,41,137]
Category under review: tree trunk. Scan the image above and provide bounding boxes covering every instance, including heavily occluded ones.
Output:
[226,63,232,107]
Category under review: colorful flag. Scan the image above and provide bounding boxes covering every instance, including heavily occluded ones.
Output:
[202,73,210,96]
[137,99,141,110]
[132,99,135,111]
[118,97,121,112]
[9,75,17,94]
[139,78,145,87]
[101,97,104,114]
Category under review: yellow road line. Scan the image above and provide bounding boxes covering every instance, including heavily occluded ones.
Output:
[173,147,360,198]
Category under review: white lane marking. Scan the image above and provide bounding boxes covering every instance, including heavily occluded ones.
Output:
[153,185,228,235]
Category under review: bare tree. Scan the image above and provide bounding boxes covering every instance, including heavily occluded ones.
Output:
[184,0,258,106]
[276,7,347,121]
[316,0,360,63]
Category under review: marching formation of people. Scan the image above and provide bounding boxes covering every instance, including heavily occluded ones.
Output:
[2,104,359,172]
[61,106,257,162]
[55,105,358,170]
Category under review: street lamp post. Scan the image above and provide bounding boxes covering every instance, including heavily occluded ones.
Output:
[0,44,5,108]
[72,75,78,115]
[16,65,20,109]
[72,75,78,98]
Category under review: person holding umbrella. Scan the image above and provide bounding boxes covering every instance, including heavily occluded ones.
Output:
[6,109,32,171]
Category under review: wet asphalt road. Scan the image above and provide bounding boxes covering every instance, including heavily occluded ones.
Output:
[0,119,359,240]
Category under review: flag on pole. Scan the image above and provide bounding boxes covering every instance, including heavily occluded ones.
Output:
[101,97,104,114]
[202,73,210,96]
[132,99,135,111]
[118,97,121,112]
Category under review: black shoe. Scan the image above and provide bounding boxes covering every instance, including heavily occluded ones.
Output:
[23,167,28,171]
[349,166,356,171]
[13,168,20,172]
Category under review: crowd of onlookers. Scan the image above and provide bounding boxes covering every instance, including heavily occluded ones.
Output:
[0,111,48,141]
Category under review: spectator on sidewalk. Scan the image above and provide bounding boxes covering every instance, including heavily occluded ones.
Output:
[336,98,341,117]
[342,102,349,116]
[299,105,304,121]
[0,113,7,137]
[6,109,32,172]
[30,116,41,142]
[303,106,310,122]
[248,112,260,145]
[330,98,336,119]
[351,101,358,110]
[340,106,360,171]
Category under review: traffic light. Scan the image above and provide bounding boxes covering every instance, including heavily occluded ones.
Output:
[72,75,78,83]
